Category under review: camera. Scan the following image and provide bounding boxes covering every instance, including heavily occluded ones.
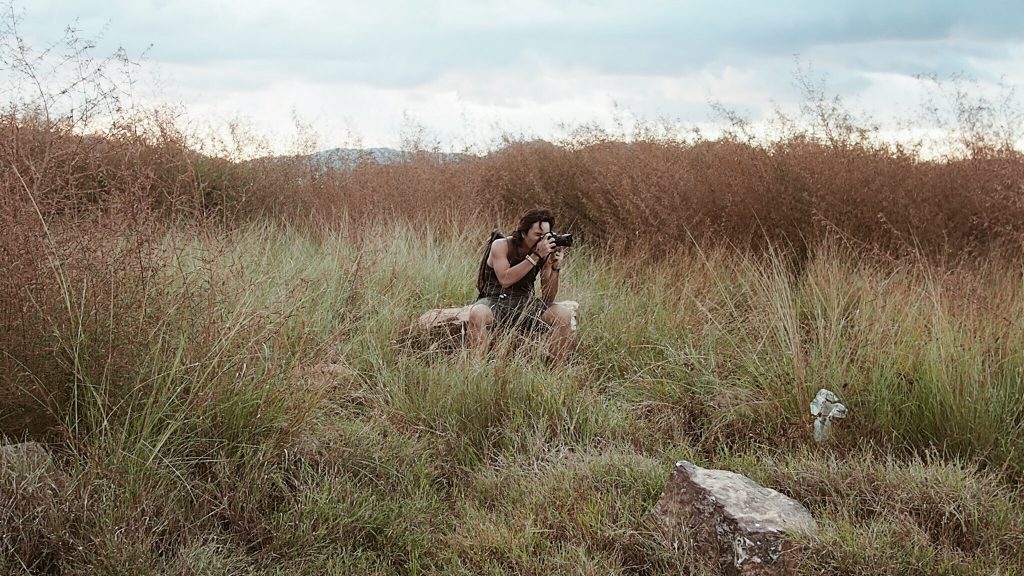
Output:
[546,231,574,248]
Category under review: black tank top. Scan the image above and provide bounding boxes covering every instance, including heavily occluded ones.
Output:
[477,240,545,299]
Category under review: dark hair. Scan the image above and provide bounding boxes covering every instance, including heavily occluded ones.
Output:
[510,208,554,253]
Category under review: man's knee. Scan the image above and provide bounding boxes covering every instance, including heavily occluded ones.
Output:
[468,304,494,327]
[544,303,573,329]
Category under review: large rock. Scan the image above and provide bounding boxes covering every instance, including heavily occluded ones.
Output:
[652,460,817,575]
[409,300,579,351]
[415,305,474,337]
[415,300,579,332]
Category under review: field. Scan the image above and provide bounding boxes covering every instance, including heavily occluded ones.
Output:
[4,20,1024,575]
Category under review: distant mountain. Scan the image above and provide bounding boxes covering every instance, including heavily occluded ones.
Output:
[310,147,471,170]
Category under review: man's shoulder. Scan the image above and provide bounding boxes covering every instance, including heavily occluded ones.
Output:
[488,237,514,267]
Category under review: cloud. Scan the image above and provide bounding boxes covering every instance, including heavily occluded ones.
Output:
[17,1,1024,85]
[10,0,1024,153]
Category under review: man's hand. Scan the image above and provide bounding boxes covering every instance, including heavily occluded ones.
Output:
[550,247,567,269]
[534,235,556,258]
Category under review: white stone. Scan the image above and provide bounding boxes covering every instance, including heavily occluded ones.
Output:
[653,460,818,575]
[809,389,848,442]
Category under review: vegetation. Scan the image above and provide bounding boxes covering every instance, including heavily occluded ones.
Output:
[3,10,1024,575]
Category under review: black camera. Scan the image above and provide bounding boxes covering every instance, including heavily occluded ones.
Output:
[546,232,574,248]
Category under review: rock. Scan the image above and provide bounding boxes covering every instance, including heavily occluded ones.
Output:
[1,441,66,489]
[316,362,355,378]
[416,301,579,333]
[406,305,473,351]
[809,388,848,443]
[415,305,474,337]
[1,441,52,472]
[410,300,580,352]
[652,460,818,575]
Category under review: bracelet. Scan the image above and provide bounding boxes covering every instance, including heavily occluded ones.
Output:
[525,254,538,266]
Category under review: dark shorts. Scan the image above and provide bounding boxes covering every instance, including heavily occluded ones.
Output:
[473,294,551,333]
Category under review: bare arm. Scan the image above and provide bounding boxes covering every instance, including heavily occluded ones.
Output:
[540,248,565,303]
[489,238,540,289]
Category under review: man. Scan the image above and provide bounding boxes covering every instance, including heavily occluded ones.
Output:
[467,208,575,364]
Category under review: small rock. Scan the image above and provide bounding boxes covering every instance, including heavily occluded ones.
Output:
[1,441,66,489]
[809,389,848,443]
[319,362,355,377]
[652,460,818,575]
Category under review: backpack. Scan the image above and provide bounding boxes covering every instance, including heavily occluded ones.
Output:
[476,228,505,295]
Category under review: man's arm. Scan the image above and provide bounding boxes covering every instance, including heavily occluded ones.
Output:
[540,249,564,303]
[490,239,540,289]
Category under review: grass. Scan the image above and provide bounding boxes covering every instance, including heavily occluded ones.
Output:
[4,13,1024,572]
[4,220,1024,574]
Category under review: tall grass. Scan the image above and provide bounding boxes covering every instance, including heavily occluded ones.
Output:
[4,220,1024,573]
[4,14,1024,573]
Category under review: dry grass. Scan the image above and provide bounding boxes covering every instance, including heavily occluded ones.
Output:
[3,13,1024,574]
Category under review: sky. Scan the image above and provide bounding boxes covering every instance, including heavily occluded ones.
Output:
[7,0,1024,155]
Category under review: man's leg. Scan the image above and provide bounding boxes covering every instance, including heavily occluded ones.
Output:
[467,303,495,359]
[541,303,574,365]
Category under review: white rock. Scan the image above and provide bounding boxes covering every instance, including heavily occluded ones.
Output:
[809,389,848,443]
[653,460,818,575]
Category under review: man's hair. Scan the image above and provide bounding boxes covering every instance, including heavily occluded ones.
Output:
[510,208,554,250]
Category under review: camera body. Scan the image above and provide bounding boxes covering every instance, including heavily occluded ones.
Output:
[546,231,574,248]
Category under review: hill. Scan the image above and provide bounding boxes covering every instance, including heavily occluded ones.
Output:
[307,147,472,169]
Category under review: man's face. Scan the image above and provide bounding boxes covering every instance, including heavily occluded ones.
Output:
[526,221,551,250]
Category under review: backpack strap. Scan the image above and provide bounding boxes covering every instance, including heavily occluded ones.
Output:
[476,229,504,295]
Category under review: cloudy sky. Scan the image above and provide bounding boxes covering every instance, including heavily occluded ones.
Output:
[8,0,1024,154]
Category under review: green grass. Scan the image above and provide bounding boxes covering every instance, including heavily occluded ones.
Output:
[3,220,1024,574]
